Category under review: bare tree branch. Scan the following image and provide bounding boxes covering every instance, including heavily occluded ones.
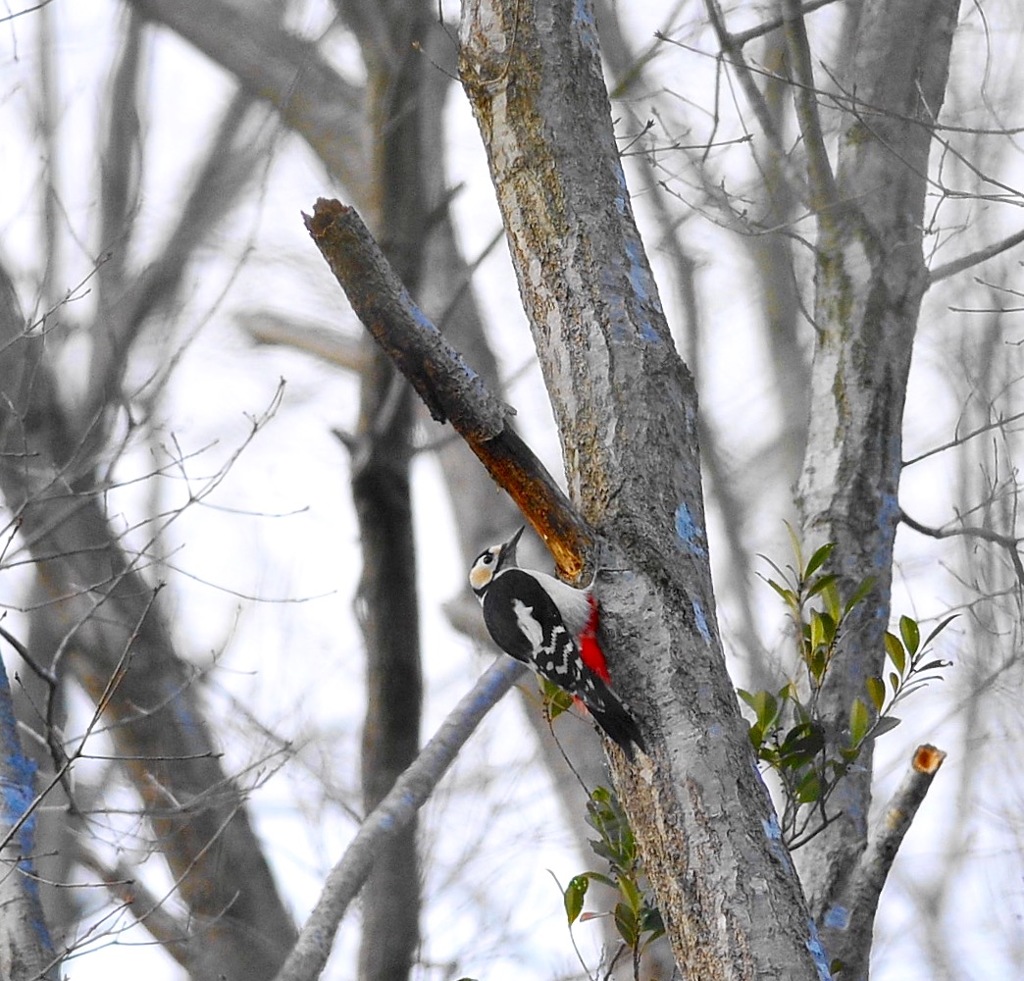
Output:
[903,408,1024,467]
[701,0,808,202]
[303,199,595,579]
[823,745,946,977]
[236,313,368,371]
[0,263,298,981]
[780,0,839,219]
[274,656,526,981]
[731,0,842,49]
[928,225,1024,284]
[901,508,1024,587]
[77,851,191,961]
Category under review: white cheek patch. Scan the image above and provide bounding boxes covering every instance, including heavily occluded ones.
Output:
[512,599,544,650]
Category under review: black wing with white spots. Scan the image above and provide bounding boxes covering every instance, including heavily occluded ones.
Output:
[481,569,645,757]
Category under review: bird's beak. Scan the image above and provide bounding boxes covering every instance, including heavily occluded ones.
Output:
[499,525,525,567]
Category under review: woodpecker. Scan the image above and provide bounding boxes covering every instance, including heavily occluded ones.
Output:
[469,527,646,758]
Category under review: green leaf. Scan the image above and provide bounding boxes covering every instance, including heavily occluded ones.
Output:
[872,715,902,738]
[564,875,589,925]
[764,577,798,608]
[843,576,876,616]
[820,610,837,644]
[588,839,615,864]
[820,579,842,624]
[866,676,886,713]
[791,697,812,725]
[795,769,822,803]
[740,689,779,731]
[806,573,838,601]
[779,681,798,702]
[618,875,643,914]
[828,758,850,779]
[804,542,835,579]
[758,554,793,587]
[541,677,574,719]
[640,904,666,938]
[849,697,870,747]
[900,615,921,656]
[922,613,958,648]
[885,632,907,675]
[888,671,900,693]
[809,647,828,686]
[778,723,824,768]
[784,521,804,571]
[809,612,826,653]
[748,722,765,752]
[614,901,639,947]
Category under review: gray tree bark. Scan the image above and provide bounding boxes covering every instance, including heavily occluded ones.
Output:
[459,0,826,976]
[783,1,960,976]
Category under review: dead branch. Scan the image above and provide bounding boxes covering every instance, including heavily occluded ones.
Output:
[303,198,594,579]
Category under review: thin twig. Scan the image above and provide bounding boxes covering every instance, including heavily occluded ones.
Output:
[699,0,800,181]
[928,226,1024,284]
[730,0,841,49]
[901,508,1024,587]
[903,408,1024,466]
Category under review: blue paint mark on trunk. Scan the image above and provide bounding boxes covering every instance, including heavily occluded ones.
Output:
[693,599,712,644]
[674,503,708,558]
[823,904,850,930]
[761,813,791,865]
[874,490,901,571]
[805,918,834,980]
[0,651,55,953]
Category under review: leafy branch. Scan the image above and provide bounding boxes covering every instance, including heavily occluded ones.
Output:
[739,529,954,849]
[534,681,663,978]
[562,786,664,981]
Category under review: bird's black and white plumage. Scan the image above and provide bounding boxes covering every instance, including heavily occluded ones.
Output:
[470,527,646,758]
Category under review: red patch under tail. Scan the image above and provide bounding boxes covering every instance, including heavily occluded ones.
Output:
[579,593,610,682]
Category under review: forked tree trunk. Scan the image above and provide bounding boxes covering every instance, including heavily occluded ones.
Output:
[459,0,827,976]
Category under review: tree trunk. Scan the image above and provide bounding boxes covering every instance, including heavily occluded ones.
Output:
[459,0,826,976]
[0,266,298,981]
[789,1,960,975]
[347,1,432,976]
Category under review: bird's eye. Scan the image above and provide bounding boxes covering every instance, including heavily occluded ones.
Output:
[482,553,494,564]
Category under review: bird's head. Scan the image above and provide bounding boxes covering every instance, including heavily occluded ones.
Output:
[469,525,524,595]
